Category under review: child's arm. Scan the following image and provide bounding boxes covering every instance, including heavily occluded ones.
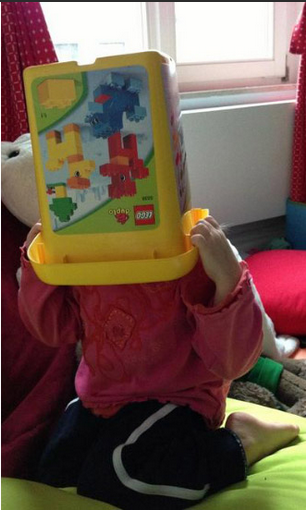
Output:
[184,216,263,380]
[18,222,83,347]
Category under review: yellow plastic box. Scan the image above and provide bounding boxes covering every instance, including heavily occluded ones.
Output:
[24,51,207,285]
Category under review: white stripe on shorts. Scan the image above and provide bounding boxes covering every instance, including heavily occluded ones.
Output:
[112,403,210,500]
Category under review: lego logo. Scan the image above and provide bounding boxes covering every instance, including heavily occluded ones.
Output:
[134,205,155,225]
[135,210,153,220]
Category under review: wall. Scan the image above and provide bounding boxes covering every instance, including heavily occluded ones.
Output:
[182,101,295,226]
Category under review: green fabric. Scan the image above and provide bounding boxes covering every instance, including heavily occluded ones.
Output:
[2,399,306,510]
[238,356,284,394]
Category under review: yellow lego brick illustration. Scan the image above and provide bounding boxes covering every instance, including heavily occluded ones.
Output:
[45,124,95,182]
[54,183,67,198]
[37,79,77,109]
[68,159,95,181]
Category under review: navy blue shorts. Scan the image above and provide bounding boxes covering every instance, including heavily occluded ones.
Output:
[36,399,247,510]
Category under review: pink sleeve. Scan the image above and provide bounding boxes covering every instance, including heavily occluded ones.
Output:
[18,247,83,347]
[181,262,263,380]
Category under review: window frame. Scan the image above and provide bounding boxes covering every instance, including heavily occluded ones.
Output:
[146,2,289,92]
[42,1,301,98]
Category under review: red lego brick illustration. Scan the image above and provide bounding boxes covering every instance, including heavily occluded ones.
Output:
[100,132,149,199]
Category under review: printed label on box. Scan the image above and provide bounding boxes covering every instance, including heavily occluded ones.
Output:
[134,204,155,225]
[32,66,160,234]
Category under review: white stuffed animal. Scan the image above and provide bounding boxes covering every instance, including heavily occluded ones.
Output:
[1,133,39,227]
[1,134,299,360]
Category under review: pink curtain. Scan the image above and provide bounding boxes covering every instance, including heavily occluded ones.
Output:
[1,2,57,142]
[1,3,77,480]
[290,3,306,203]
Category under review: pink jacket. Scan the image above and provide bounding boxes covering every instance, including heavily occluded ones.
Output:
[18,252,262,429]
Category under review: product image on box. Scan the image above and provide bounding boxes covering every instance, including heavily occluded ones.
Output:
[24,51,206,285]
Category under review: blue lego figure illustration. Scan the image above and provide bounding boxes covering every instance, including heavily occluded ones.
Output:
[85,72,147,139]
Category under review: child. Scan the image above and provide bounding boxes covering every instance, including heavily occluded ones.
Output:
[18,216,299,510]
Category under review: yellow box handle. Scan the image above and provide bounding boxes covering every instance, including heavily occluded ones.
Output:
[182,208,209,250]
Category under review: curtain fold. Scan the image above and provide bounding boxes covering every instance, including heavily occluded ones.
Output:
[0,3,76,481]
[289,3,306,204]
[1,2,57,142]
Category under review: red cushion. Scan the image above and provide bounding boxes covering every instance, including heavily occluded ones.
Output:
[245,250,306,336]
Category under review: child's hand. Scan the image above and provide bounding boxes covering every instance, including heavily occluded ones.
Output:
[191,216,242,305]
[25,221,42,251]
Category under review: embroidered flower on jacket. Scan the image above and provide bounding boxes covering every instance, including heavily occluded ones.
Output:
[104,307,135,349]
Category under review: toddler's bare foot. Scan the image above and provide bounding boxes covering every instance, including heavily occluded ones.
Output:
[225,412,299,466]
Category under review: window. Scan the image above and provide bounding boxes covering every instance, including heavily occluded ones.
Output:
[42,2,300,93]
[41,2,146,63]
[175,3,274,64]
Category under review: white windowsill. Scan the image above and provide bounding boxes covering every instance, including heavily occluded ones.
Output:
[180,83,297,111]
